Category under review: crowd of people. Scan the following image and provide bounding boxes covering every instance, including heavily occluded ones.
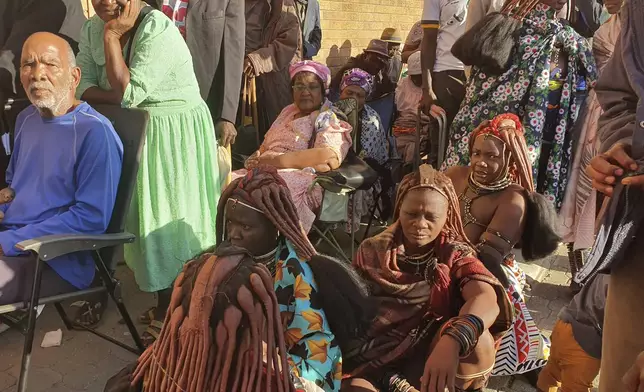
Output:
[2,0,644,391]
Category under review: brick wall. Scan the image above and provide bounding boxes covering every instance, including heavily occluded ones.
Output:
[315,0,422,74]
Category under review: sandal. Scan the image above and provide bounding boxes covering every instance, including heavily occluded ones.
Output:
[118,306,157,325]
[141,320,163,347]
[71,293,107,328]
[138,307,156,324]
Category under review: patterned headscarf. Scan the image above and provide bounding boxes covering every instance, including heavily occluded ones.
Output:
[289,60,332,90]
[469,113,535,192]
[340,68,374,97]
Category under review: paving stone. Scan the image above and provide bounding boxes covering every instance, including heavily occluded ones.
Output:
[61,363,101,390]
[3,366,62,392]
[0,371,16,391]
[524,295,551,324]
[41,384,85,392]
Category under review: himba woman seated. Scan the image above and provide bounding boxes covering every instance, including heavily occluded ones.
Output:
[234,61,352,233]
[105,167,376,392]
[446,113,560,378]
[342,165,514,392]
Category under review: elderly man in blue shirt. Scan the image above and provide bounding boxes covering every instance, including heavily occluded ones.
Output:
[0,32,123,306]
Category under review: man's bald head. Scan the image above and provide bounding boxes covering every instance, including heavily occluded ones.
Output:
[20,32,81,117]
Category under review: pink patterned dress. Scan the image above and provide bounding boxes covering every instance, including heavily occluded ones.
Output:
[233,102,352,232]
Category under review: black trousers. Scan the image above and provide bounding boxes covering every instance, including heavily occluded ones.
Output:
[427,69,466,167]
[0,255,76,306]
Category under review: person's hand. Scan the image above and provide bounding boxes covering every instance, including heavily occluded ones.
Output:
[429,104,446,120]
[624,351,644,392]
[104,0,141,38]
[244,57,255,78]
[587,142,640,196]
[215,120,237,148]
[421,335,460,392]
[420,89,434,116]
[420,90,446,119]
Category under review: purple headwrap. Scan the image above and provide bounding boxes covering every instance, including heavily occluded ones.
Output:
[340,68,374,96]
[289,60,332,90]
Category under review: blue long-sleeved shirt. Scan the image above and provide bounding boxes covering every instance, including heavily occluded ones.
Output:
[0,102,123,289]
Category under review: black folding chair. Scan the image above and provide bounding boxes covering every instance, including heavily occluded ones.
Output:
[0,104,148,392]
[311,99,378,261]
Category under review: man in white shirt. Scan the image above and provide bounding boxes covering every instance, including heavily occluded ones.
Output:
[419,0,468,167]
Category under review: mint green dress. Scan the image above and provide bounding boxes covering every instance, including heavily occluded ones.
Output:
[76,11,221,292]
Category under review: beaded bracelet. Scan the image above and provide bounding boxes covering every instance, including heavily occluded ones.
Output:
[440,314,485,358]
[388,373,418,392]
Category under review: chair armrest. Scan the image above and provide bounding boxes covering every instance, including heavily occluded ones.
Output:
[16,233,135,261]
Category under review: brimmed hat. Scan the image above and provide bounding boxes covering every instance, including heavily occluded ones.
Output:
[380,28,402,43]
[363,39,390,58]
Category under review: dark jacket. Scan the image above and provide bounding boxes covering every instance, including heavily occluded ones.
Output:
[147,0,245,124]
[295,0,321,59]
[330,54,396,100]
[246,0,301,137]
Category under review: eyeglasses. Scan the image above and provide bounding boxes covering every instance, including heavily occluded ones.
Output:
[292,84,322,92]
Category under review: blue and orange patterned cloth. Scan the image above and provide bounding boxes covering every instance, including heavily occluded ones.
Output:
[273,240,342,391]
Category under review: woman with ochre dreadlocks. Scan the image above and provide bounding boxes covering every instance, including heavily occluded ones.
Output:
[105,246,318,392]
[446,113,560,380]
[342,165,514,392]
[104,166,376,392]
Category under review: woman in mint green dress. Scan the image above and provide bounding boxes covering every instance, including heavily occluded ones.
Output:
[76,0,220,344]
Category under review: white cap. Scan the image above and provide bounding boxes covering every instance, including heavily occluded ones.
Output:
[407,51,421,75]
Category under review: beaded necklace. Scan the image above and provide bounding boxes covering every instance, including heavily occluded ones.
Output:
[398,249,439,283]
[255,246,279,276]
[459,172,512,228]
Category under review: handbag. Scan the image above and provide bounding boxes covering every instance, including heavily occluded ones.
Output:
[232,76,260,169]
[451,0,540,75]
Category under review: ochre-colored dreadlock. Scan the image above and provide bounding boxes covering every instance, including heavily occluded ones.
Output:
[132,249,295,392]
[394,164,472,246]
[469,113,535,192]
[216,166,317,260]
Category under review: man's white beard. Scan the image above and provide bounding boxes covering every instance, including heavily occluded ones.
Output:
[29,78,73,115]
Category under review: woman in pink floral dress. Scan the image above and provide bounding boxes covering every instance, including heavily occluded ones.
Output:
[233,61,352,232]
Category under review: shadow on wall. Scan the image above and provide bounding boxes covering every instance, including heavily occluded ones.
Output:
[325,40,352,75]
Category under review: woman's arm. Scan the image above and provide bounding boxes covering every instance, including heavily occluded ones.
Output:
[103,33,131,101]
[259,110,352,172]
[101,1,141,101]
[478,188,526,254]
[259,148,339,171]
[459,280,500,329]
